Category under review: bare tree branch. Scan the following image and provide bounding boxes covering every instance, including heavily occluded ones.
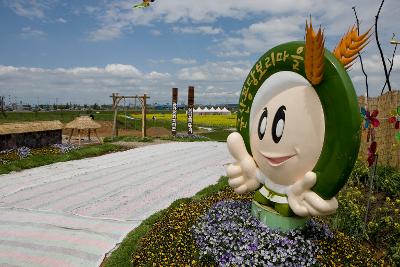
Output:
[352,6,370,97]
[381,33,397,94]
[375,0,392,94]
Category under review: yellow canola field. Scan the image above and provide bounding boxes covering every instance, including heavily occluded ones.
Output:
[130,113,237,128]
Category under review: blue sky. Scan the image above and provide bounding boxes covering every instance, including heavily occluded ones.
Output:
[0,0,399,105]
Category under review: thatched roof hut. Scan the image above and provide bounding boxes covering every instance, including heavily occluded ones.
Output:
[0,121,63,135]
[0,121,63,150]
[64,116,101,130]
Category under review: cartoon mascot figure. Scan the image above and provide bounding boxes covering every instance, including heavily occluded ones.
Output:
[226,19,371,229]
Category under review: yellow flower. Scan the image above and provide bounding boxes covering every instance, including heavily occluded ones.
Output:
[384,216,392,224]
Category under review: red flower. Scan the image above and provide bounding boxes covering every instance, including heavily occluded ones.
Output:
[367,141,377,167]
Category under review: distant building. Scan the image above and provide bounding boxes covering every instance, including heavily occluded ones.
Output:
[13,104,32,111]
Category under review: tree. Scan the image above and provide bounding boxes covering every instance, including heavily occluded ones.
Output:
[352,6,370,98]
[375,0,393,94]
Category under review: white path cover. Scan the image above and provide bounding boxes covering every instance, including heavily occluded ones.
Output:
[0,142,232,267]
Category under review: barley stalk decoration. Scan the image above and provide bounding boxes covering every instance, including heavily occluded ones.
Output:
[305,19,325,85]
[333,26,372,69]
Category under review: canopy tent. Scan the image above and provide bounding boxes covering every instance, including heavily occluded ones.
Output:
[192,106,231,115]
[221,107,232,114]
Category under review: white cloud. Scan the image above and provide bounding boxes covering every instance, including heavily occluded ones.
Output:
[171,58,197,65]
[0,62,250,105]
[89,26,123,41]
[150,29,161,36]
[105,64,142,76]
[87,0,315,41]
[145,71,171,80]
[173,26,223,35]
[19,27,47,39]
[215,16,304,57]
[56,17,66,23]
[177,61,251,81]
[3,0,57,19]
[0,64,168,104]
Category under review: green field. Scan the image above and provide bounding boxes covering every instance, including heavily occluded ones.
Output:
[0,110,115,123]
[0,111,237,133]
[131,113,237,128]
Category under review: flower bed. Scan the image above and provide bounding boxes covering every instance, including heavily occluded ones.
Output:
[0,143,76,164]
[131,188,253,266]
[131,185,386,266]
[192,200,320,266]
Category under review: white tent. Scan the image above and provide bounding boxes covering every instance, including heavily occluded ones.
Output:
[221,107,231,114]
[193,107,202,114]
[191,106,232,115]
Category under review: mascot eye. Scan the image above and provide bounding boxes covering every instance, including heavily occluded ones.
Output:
[272,105,286,143]
[258,108,268,140]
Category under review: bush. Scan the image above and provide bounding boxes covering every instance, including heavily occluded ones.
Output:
[330,183,400,265]
[375,165,400,197]
[348,158,369,184]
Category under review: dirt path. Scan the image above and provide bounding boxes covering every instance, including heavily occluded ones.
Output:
[0,142,232,267]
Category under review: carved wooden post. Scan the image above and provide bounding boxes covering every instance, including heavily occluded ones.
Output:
[141,94,148,138]
[172,88,178,136]
[187,86,194,135]
[111,93,121,139]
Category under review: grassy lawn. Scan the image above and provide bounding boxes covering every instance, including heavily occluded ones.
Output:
[0,143,127,175]
[200,129,232,142]
[103,136,155,143]
[0,110,115,123]
[130,113,236,128]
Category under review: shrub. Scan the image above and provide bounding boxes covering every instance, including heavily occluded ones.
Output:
[330,184,400,265]
[375,165,400,197]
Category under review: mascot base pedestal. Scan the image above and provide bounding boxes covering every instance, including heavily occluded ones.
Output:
[251,201,308,232]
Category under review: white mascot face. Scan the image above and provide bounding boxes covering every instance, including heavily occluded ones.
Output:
[249,71,325,186]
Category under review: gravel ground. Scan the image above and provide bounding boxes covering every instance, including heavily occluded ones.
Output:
[0,141,232,267]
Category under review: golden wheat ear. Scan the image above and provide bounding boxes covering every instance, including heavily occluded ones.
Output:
[333,26,372,69]
[305,18,325,85]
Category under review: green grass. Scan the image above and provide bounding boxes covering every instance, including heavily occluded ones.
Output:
[0,111,115,123]
[159,135,210,142]
[200,129,232,142]
[0,143,126,175]
[103,176,229,267]
[103,136,154,143]
[117,115,197,132]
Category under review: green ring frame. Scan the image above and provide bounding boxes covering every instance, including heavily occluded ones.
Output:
[237,41,361,199]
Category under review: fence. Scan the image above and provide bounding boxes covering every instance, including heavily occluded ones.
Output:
[358,90,400,168]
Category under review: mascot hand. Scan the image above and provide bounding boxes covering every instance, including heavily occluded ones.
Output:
[287,171,338,217]
[225,132,260,194]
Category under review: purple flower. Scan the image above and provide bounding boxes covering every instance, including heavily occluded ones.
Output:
[191,200,327,266]
[17,146,31,159]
